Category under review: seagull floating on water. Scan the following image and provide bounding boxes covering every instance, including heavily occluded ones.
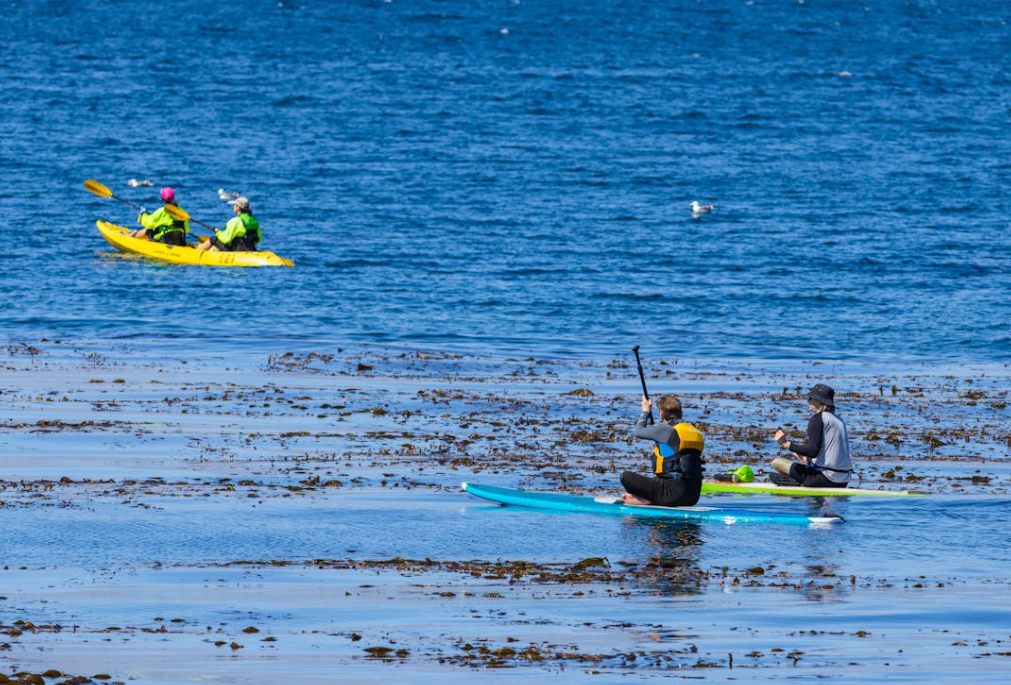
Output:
[691,200,716,216]
[127,179,153,187]
[218,188,241,201]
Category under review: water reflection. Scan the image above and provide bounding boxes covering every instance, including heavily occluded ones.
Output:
[620,518,706,596]
[797,501,854,603]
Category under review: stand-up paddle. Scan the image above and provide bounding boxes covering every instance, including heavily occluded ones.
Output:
[632,345,653,425]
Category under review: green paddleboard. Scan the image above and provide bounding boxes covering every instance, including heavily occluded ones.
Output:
[701,480,926,497]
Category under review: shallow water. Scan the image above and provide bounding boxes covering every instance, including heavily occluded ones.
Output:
[3,487,1009,580]
[5,493,1011,683]
[2,346,1010,682]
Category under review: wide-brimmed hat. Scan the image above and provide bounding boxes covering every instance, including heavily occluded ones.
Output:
[807,383,835,407]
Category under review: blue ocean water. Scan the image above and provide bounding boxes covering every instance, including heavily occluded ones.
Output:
[2,0,1010,362]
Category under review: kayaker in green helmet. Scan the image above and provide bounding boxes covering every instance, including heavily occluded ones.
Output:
[196,197,262,252]
[131,187,190,246]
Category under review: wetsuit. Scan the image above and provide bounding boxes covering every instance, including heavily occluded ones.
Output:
[621,411,704,507]
[787,410,852,487]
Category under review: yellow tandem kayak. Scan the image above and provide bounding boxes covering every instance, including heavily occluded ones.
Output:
[96,221,294,267]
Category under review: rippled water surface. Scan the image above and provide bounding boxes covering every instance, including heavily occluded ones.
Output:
[0,346,1008,681]
[3,0,1011,682]
[2,0,1010,361]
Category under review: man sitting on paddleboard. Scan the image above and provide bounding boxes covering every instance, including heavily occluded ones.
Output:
[131,187,190,246]
[196,197,262,252]
[621,395,705,507]
[771,383,852,488]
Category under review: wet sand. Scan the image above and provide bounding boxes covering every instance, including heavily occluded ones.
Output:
[2,341,1010,683]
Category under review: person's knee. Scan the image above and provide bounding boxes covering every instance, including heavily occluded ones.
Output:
[619,472,636,489]
[788,462,809,483]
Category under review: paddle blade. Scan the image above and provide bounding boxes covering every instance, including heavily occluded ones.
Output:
[163,204,191,221]
[84,179,112,197]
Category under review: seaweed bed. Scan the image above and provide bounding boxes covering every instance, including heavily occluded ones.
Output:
[1,341,1009,683]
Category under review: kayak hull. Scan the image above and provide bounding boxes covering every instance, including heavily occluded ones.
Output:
[701,481,925,497]
[462,483,842,526]
[97,221,294,267]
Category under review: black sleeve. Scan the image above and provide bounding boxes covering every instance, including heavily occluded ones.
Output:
[790,413,824,458]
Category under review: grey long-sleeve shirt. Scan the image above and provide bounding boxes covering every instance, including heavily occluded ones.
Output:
[633,412,681,453]
[790,411,852,484]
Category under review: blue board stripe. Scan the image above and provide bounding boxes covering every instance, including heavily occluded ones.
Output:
[462,483,843,526]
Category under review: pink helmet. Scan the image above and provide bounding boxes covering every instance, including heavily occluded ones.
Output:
[160,187,175,202]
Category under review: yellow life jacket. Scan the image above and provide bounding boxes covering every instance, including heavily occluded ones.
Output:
[652,422,705,477]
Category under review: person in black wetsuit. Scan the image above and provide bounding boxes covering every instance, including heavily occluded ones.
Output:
[621,394,705,507]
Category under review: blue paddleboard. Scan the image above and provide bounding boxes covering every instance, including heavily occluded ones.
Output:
[462,482,843,526]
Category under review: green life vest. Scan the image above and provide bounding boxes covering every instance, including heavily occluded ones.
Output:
[239,214,261,245]
[140,206,188,240]
[217,213,262,249]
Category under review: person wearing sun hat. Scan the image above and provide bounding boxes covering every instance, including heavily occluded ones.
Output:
[131,187,190,246]
[770,383,852,488]
[196,196,262,252]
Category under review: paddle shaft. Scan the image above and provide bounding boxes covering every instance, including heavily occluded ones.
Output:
[84,179,143,211]
[181,214,217,233]
[632,345,654,425]
[163,203,218,234]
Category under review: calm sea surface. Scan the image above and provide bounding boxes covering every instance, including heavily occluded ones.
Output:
[1,0,1009,363]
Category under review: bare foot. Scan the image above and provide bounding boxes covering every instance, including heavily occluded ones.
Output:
[770,457,793,475]
[621,493,651,506]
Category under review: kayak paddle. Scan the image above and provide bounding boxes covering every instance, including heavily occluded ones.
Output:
[83,179,143,211]
[632,345,654,425]
[161,205,213,243]
[163,203,218,235]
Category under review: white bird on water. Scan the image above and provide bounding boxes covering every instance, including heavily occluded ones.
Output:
[218,188,241,201]
[691,200,716,217]
[127,179,153,187]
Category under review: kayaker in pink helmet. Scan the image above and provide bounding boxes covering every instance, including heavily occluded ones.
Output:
[131,187,190,246]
